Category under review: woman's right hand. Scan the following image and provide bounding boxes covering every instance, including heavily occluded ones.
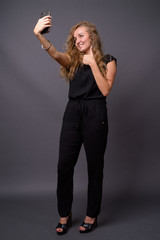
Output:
[33,15,52,35]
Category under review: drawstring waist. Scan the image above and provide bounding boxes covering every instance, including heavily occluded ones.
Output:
[68,98,106,118]
[63,98,107,129]
[79,99,88,114]
[69,98,88,116]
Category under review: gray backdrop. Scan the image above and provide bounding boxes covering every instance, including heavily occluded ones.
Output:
[0,0,160,197]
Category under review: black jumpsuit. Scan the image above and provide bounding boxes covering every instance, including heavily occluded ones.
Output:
[57,54,116,218]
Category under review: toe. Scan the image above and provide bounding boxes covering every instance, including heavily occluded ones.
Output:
[79,226,85,231]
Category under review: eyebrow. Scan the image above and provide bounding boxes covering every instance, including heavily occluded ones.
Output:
[74,32,84,39]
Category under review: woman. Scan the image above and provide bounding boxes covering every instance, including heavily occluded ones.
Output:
[34,15,117,235]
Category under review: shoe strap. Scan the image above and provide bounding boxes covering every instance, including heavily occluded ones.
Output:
[56,222,68,230]
[81,221,93,229]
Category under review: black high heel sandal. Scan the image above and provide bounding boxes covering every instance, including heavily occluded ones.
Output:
[56,213,72,235]
[79,217,97,233]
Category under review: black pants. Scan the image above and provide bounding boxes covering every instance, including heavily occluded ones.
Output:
[57,99,108,218]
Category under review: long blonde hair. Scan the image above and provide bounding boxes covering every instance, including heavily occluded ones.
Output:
[60,21,106,81]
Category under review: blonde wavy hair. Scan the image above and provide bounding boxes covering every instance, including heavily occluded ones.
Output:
[60,21,106,81]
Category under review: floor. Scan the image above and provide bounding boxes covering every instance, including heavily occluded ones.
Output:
[0,192,160,240]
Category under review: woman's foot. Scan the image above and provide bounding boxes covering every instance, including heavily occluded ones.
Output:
[56,213,72,235]
[79,216,97,233]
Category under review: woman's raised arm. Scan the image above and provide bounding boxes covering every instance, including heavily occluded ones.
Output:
[33,16,71,67]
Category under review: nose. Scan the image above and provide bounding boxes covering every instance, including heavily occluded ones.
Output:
[76,37,80,45]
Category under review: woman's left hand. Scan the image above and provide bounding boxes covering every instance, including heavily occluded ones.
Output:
[83,46,96,66]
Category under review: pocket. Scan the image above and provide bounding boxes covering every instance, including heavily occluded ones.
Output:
[100,102,108,124]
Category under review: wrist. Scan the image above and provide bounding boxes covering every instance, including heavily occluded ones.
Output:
[89,59,97,68]
[33,29,41,37]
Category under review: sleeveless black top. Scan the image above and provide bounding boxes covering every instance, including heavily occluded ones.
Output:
[68,54,116,100]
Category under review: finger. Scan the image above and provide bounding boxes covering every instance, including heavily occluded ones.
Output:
[90,45,93,53]
[41,15,52,20]
[87,45,93,56]
[42,18,52,26]
[44,19,52,24]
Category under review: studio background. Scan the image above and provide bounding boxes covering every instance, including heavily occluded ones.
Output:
[0,0,160,239]
[1,0,160,197]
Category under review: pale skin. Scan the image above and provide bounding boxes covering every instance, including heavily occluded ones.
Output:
[34,17,117,233]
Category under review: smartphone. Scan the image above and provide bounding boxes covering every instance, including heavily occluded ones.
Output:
[40,11,51,34]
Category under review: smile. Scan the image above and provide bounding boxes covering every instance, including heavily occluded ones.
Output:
[78,43,84,49]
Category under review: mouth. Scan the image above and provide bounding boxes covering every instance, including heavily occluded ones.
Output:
[78,43,84,49]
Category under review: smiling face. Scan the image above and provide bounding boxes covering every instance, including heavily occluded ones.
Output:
[73,26,92,54]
